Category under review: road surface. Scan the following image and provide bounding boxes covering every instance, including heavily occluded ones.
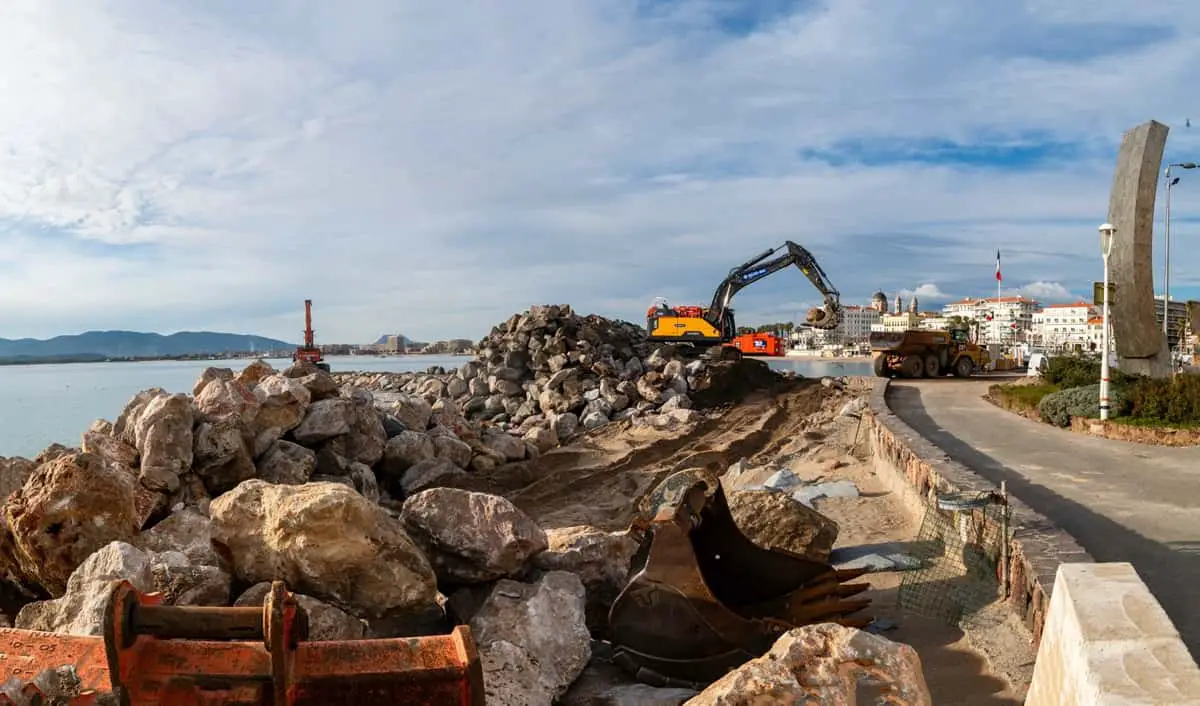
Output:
[888,376,1200,656]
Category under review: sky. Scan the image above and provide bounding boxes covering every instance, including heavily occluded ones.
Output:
[3,1,1200,344]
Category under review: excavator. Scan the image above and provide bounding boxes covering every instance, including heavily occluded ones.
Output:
[645,241,842,360]
[293,299,331,373]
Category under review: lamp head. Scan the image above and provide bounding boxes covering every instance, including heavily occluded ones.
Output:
[1099,222,1116,257]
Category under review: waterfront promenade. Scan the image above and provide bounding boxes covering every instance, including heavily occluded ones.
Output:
[888,377,1200,658]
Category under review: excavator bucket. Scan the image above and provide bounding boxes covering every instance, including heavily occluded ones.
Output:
[608,469,872,689]
[805,304,840,329]
[0,581,485,705]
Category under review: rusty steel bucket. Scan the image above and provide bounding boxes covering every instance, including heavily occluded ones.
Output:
[607,468,872,689]
[0,581,484,705]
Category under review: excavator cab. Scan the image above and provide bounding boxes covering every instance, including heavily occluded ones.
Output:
[607,469,871,689]
[0,581,484,705]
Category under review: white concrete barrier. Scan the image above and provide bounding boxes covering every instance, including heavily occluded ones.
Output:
[1026,563,1200,705]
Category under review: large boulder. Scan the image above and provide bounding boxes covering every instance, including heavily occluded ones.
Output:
[3,453,141,595]
[532,526,638,632]
[255,440,317,485]
[192,420,256,496]
[209,480,437,619]
[400,488,548,585]
[253,375,313,454]
[470,572,591,705]
[292,398,354,445]
[133,393,195,492]
[727,490,839,562]
[15,541,231,635]
[337,391,388,467]
[389,394,433,431]
[684,624,931,705]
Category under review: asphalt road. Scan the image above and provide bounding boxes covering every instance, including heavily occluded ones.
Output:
[888,376,1200,657]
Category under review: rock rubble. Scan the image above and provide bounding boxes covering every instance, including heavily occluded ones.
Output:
[336,304,791,448]
[0,305,930,703]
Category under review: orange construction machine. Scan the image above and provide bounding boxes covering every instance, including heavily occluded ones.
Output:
[0,580,485,704]
[728,332,786,357]
[293,299,330,372]
[645,241,840,362]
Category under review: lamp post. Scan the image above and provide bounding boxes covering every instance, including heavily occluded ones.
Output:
[1099,223,1116,420]
[1164,162,1196,340]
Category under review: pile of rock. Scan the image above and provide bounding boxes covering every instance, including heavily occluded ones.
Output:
[337,304,788,443]
[0,358,931,704]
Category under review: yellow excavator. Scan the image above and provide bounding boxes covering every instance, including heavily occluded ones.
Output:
[645,241,842,360]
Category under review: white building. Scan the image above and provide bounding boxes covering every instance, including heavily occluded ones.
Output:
[919,315,951,331]
[819,305,881,344]
[1031,301,1096,351]
[942,296,1038,344]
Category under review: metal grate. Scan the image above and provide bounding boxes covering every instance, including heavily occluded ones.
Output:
[897,490,1010,625]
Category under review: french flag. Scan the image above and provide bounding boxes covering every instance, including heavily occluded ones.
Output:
[995,249,1002,282]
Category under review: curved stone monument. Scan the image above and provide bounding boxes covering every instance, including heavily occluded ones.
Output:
[1106,120,1171,378]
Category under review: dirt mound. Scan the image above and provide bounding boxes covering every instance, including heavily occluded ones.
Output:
[689,358,790,409]
[498,379,835,532]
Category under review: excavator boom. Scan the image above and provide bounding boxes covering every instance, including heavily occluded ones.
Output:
[0,581,484,705]
[708,241,841,331]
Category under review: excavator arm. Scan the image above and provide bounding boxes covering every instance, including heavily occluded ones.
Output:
[707,241,841,332]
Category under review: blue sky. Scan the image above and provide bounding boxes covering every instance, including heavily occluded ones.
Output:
[1,1,1200,342]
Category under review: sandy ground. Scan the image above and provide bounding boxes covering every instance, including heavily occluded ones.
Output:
[482,378,1037,702]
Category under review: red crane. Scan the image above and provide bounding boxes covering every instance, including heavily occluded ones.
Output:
[293,299,330,372]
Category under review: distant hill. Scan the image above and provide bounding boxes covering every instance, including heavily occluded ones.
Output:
[0,331,295,359]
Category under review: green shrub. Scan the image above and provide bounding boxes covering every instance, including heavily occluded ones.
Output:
[990,383,1058,412]
[1037,384,1127,427]
[1125,373,1200,426]
[1042,356,1134,390]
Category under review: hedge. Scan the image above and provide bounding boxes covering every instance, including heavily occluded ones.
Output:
[1124,373,1200,426]
[1037,384,1127,428]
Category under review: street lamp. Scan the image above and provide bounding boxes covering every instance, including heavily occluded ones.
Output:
[1099,223,1116,421]
[1164,162,1196,340]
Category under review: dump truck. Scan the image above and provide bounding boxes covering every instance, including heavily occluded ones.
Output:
[869,326,990,378]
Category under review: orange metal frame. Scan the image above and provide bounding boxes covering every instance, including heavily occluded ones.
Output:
[0,581,484,705]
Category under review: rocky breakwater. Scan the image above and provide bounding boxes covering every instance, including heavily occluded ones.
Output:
[0,326,930,704]
[337,304,786,448]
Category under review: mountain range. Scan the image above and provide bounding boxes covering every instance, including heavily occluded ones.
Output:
[0,331,295,359]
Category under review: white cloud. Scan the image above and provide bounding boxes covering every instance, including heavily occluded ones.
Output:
[898,283,955,304]
[0,1,1198,340]
[1009,281,1082,303]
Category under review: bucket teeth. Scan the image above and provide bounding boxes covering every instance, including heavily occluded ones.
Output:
[834,567,872,582]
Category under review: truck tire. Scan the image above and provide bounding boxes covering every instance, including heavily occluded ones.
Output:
[873,355,889,377]
[900,355,923,378]
[923,354,940,377]
[953,356,974,377]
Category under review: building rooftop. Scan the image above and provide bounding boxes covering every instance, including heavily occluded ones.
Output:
[1042,301,1094,309]
[946,296,1037,305]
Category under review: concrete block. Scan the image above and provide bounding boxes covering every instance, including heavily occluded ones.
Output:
[1026,562,1200,705]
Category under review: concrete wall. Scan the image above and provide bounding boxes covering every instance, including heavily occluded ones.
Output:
[1025,563,1200,705]
[864,378,1091,644]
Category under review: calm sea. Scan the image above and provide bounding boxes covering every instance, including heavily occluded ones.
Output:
[0,354,870,458]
